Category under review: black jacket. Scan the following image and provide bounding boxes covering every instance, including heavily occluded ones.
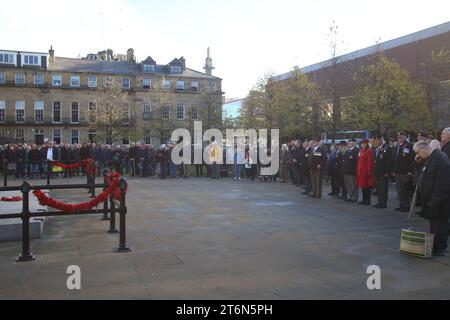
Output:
[392,142,415,175]
[417,150,450,221]
[373,144,393,177]
[41,147,61,161]
[442,141,450,160]
[308,146,327,170]
[342,147,359,175]
[27,149,42,163]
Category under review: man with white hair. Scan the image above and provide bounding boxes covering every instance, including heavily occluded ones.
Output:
[441,127,450,160]
[414,141,450,256]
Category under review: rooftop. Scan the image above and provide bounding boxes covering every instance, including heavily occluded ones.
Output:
[273,21,450,82]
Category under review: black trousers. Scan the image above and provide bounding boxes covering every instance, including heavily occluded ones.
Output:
[375,176,389,206]
[330,168,340,194]
[303,168,312,192]
[430,219,448,251]
[362,187,372,204]
[195,164,203,177]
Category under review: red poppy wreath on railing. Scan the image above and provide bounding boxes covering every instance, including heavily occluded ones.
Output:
[50,158,97,176]
[32,172,127,213]
[1,196,23,202]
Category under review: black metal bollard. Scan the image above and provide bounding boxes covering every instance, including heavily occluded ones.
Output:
[117,178,131,252]
[108,195,118,234]
[46,161,51,186]
[101,170,110,221]
[90,162,96,198]
[16,181,35,262]
[3,159,7,187]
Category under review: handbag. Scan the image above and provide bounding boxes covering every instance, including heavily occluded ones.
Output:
[399,229,434,258]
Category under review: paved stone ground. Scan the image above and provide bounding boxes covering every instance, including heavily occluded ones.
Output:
[0,176,449,300]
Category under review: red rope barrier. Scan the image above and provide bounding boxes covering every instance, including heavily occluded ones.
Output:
[50,159,96,176]
[1,196,23,202]
[32,172,127,213]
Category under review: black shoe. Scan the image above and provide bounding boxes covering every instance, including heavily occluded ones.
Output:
[373,203,381,208]
[400,208,409,213]
[328,192,336,196]
[395,208,402,211]
[358,201,365,205]
[378,205,387,209]
[432,250,447,257]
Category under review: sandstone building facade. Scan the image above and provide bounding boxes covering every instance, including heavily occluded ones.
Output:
[0,47,223,146]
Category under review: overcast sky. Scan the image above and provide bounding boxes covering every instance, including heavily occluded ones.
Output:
[0,0,449,98]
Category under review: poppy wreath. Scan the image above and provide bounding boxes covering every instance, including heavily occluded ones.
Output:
[50,158,97,176]
[32,172,127,213]
[1,196,23,202]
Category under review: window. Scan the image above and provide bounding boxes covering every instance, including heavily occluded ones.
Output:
[163,80,172,90]
[191,81,199,92]
[0,53,14,64]
[170,65,182,74]
[161,104,170,120]
[23,55,39,65]
[104,77,113,86]
[143,64,155,72]
[71,102,79,123]
[88,101,97,123]
[143,103,152,120]
[15,72,25,85]
[122,105,130,124]
[16,128,25,142]
[53,129,62,145]
[176,104,185,120]
[53,101,61,123]
[142,78,151,89]
[71,129,79,144]
[0,72,5,84]
[34,73,44,85]
[122,78,130,89]
[52,75,62,86]
[144,129,152,144]
[208,81,217,92]
[88,130,96,143]
[70,76,80,87]
[34,101,44,124]
[15,100,25,123]
[176,81,185,91]
[191,106,199,120]
[88,76,97,88]
[0,100,5,123]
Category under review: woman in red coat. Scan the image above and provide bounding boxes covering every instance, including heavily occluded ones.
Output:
[356,139,375,205]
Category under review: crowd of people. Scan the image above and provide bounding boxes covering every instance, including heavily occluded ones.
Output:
[1,128,449,255]
[281,128,450,256]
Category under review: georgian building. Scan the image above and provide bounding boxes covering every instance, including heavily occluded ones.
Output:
[0,46,223,146]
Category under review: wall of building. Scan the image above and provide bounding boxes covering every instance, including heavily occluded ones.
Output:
[0,68,223,146]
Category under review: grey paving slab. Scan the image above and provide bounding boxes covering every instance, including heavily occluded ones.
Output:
[0,176,448,299]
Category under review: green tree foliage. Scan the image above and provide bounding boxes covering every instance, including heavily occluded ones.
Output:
[241,70,321,141]
[345,54,430,134]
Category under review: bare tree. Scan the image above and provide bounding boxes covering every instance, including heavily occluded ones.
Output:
[86,79,137,144]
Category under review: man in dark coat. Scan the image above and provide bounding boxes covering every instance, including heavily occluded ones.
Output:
[336,141,347,199]
[373,137,393,209]
[308,140,327,198]
[292,141,302,186]
[414,141,450,256]
[392,132,415,212]
[300,141,312,195]
[441,127,450,160]
[342,139,359,202]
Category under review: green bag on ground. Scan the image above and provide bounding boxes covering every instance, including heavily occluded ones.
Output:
[399,229,434,258]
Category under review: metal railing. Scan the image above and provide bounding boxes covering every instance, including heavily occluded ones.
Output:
[0,169,131,261]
